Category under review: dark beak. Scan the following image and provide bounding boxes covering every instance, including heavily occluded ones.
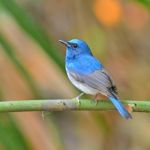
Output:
[59,40,70,47]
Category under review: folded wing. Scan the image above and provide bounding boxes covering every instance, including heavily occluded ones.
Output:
[69,69,118,97]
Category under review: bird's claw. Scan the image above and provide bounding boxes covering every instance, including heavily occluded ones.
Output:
[93,94,100,105]
[76,97,80,105]
[94,99,99,105]
[75,93,84,105]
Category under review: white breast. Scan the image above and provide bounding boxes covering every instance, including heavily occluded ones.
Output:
[67,72,99,95]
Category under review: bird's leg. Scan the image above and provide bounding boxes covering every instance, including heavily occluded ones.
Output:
[75,92,84,105]
[93,94,99,105]
[93,94,107,105]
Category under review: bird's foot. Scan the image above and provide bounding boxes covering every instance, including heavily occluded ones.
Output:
[93,94,107,105]
[75,93,84,105]
[94,99,99,105]
[93,94,100,105]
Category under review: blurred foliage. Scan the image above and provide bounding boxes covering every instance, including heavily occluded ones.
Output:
[0,0,150,150]
[137,0,150,8]
[0,34,41,98]
[0,0,64,72]
[0,114,30,150]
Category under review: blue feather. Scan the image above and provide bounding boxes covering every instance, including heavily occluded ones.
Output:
[66,55,103,75]
[109,96,132,119]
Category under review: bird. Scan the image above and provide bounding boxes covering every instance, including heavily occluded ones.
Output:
[59,39,132,119]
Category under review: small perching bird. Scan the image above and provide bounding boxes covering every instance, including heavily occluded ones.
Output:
[59,39,132,119]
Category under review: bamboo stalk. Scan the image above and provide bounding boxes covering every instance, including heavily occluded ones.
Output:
[0,99,149,113]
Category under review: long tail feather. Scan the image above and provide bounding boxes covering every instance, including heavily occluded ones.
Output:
[109,96,132,119]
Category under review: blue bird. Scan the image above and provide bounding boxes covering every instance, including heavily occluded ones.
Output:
[59,39,132,119]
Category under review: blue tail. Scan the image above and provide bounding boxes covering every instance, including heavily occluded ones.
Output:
[109,96,132,119]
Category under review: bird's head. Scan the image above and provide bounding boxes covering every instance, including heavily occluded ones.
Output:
[59,39,92,59]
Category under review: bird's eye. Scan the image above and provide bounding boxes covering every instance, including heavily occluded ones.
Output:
[72,44,78,48]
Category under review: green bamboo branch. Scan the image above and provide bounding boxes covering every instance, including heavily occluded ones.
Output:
[0,99,149,113]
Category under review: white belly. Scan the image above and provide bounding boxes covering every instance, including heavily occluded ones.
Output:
[67,72,99,95]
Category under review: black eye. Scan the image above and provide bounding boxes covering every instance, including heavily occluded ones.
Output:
[72,44,78,48]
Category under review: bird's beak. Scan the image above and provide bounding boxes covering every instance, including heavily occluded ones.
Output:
[59,40,70,47]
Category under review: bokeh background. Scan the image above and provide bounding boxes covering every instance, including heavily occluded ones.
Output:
[0,0,150,150]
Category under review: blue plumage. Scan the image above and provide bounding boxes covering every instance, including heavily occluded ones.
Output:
[66,55,103,75]
[59,39,132,119]
[109,96,132,119]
